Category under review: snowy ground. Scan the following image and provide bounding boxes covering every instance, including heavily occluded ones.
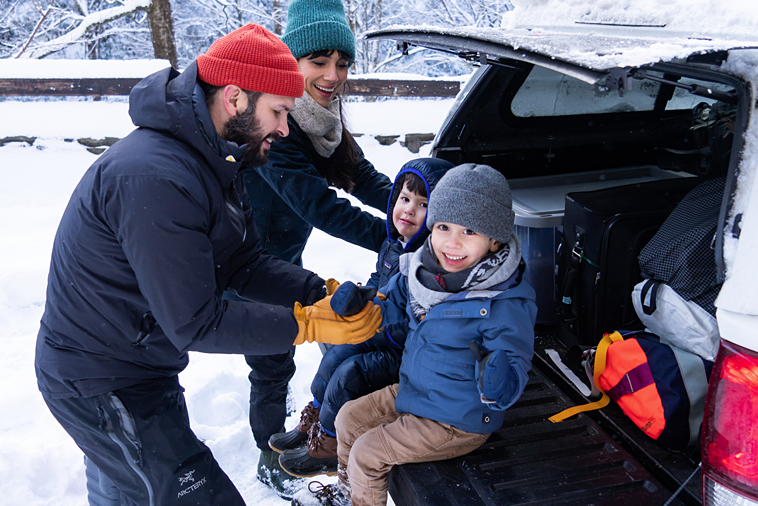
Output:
[0,95,454,505]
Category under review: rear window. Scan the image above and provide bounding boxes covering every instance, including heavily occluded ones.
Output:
[511,65,731,117]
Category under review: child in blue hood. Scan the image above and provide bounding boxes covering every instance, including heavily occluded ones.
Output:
[270,158,454,478]
[294,164,537,506]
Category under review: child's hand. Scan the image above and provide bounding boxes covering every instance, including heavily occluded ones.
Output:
[330,281,380,316]
[469,341,514,405]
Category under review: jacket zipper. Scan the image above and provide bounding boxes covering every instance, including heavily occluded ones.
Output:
[225,176,246,244]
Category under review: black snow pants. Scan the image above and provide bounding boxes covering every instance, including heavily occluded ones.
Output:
[42,376,245,506]
[245,348,296,450]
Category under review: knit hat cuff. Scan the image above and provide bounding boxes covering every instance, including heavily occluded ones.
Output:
[427,187,515,244]
[282,21,356,60]
[196,54,304,97]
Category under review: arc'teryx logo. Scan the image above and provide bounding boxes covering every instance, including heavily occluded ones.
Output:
[178,470,195,486]
[177,469,207,499]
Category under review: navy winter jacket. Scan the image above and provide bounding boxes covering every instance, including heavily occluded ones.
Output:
[243,118,392,265]
[35,63,325,399]
[367,157,454,291]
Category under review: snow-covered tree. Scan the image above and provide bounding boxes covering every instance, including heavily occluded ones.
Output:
[0,0,512,76]
[1,0,175,66]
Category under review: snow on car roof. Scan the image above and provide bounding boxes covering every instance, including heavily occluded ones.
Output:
[373,24,758,72]
[503,0,758,42]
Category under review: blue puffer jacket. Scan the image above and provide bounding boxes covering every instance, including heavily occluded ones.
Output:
[367,157,454,291]
[377,260,537,434]
[35,63,325,399]
[243,118,392,265]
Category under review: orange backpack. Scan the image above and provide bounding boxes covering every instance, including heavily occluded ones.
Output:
[550,330,713,450]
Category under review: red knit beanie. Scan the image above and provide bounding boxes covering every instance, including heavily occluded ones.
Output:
[196,24,304,98]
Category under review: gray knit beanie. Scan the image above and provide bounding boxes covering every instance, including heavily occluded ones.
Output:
[426,164,514,244]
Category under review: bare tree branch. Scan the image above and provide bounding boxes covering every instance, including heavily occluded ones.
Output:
[15,0,53,58]
[17,0,152,59]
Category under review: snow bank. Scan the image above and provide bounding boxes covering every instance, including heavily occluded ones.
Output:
[0,59,171,78]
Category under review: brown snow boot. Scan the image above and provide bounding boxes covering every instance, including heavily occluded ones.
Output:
[269,401,320,453]
[278,422,338,478]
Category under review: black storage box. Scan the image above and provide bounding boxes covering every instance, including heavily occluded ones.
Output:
[557,177,705,347]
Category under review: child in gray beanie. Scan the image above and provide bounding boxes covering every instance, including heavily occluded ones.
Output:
[295,164,538,506]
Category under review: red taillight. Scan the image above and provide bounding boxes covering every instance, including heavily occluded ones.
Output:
[702,339,758,504]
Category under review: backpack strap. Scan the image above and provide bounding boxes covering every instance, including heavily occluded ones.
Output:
[660,338,709,447]
[549,331,624,423]
[639,279,660,316]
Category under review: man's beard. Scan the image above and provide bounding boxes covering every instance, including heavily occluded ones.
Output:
[223,100,280,168]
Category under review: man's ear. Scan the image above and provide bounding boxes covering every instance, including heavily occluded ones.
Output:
[221,85,245,117]
[489,240,502,252]
[209,85,246,137]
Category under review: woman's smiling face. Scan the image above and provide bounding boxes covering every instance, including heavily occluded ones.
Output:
[298,50,351,108]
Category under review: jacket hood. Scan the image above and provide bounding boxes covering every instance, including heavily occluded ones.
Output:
[386,157,454,251]
[128,61,245,187]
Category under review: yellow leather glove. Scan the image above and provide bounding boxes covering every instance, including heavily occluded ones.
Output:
[325,278,340,296]
[292,298,383,346]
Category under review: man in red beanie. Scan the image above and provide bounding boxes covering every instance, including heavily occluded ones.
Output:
[35,24,382,506]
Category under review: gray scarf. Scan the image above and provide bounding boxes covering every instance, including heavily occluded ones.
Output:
[290,92,343,158]
[400,235,523,319]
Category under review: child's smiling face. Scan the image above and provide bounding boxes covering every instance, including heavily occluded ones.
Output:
[430,222,501,273]
[392,182,428,241]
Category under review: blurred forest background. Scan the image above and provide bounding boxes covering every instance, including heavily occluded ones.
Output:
[1,0,514,76]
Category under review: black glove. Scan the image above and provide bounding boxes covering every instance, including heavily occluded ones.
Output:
[330,281,379,316]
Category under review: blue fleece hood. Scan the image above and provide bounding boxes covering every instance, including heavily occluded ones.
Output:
[386,157,454,251]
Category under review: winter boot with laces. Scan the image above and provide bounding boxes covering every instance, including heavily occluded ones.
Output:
[290,480,351,506]
[278,422,338,477]
[269,401,320,453]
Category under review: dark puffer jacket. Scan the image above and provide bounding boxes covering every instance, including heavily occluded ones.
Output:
[35,63,325,399]
[243,118,392,265]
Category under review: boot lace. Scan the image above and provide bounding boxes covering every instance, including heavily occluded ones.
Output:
[308,481,349,505]
[296,402,319,432]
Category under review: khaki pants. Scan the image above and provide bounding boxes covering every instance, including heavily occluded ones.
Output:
[335,384,489,506]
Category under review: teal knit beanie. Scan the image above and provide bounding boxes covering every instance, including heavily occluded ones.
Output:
[281,0,356,61]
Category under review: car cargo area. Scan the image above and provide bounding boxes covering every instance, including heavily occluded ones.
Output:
[389,54,744,506]
[389,333,700,506]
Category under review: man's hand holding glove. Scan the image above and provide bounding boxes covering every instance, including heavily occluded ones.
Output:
[293,280,383,345]
[469,341,518,408]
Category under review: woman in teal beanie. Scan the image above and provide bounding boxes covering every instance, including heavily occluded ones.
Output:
[242,0,393,500]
